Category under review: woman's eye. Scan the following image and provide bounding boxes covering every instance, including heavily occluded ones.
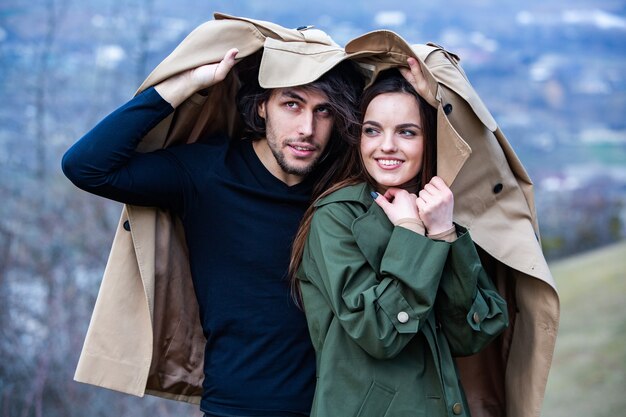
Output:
[399,129,417,137]
[363,126,379,135]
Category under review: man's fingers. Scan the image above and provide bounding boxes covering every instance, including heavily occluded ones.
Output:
[214,48,239,82]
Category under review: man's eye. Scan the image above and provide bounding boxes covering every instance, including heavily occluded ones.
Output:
[316,106,331,115]
[285,102,299,109]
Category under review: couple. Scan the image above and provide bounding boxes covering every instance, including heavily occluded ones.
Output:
[62,13,559,417]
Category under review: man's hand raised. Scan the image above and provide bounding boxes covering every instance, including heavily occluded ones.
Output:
[155,48,239,108]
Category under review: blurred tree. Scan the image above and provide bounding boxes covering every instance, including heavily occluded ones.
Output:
[0,0,198,415]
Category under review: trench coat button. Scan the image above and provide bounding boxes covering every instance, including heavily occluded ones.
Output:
[493,183,503,194]
[452,402,463,415]
[472,312,480,324]
[397,311,409,323]
[443,103,453,115]
[123,220,131,231]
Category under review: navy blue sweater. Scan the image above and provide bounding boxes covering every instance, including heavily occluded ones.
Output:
[62,87,316,416]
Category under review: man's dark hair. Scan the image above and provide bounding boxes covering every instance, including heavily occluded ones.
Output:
[235,55,364,197]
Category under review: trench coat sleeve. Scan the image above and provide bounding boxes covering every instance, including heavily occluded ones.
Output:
[301,202,451,359]
[435,229,509,356]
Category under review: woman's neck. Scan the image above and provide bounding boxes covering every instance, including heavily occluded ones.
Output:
[374,178,420,194]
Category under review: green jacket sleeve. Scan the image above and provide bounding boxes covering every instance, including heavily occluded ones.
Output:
[301,202,451,359]
[435,229,509,356]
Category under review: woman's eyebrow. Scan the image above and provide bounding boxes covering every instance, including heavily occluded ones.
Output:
[396,123,422,130]
[362,120,382,127]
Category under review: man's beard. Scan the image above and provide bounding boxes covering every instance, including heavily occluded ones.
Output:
[265,114,325,177]
[268,141,322,177]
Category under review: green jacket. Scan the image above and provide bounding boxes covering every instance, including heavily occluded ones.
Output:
[298,183,509,417]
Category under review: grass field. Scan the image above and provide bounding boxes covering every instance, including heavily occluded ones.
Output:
[542,240,626,417]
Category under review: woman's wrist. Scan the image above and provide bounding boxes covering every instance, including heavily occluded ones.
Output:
[394,217,425,235]
[427,225,457,242]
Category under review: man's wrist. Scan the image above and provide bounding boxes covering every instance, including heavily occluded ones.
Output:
[154,72,198,108]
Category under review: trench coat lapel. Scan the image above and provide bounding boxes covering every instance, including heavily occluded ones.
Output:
[435,105,472,187]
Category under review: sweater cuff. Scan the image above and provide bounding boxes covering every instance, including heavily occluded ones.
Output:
[427,225,457,242]
[395,217,425,235]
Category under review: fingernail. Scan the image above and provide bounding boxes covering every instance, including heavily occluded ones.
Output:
[370,191,378,199]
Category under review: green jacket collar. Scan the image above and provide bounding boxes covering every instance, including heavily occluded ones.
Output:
[313,182,373,208]
[315,183,393,272]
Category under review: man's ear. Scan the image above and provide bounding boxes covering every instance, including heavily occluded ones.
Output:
[257,101,266,120]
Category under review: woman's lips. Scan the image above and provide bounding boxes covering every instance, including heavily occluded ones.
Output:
[375,158,404,170]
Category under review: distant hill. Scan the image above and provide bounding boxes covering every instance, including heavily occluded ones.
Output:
[543,240,626,417]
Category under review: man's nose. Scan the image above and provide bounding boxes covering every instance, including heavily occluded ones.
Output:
[297,111,315,137]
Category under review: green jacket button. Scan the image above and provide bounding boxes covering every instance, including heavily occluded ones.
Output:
[472,312,480,324]
[397,311,409,323]
[452,402,463,415]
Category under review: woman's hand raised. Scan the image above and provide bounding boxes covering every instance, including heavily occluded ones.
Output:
[416,176,454,235]
[373,188,419,224]
[399,57,438,108]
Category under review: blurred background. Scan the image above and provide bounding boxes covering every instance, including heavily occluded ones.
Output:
[0,0,624,416]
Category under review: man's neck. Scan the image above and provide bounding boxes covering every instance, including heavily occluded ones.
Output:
[252,139,304,186]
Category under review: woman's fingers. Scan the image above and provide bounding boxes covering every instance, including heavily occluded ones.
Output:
[417,177,454,234]
[400,57,438,108]
[373,188,420,224]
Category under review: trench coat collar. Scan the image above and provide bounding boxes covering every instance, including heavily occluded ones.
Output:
[214,13,354,89]
[213,12,338,45]
[345,30,497,131]
[137,12,352,94]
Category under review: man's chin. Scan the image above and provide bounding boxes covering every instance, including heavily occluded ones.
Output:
[280,160,318,177]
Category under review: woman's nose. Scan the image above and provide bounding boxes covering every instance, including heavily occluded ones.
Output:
[380,133,397,152]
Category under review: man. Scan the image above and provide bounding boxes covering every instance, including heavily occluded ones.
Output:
[63,20,363,417]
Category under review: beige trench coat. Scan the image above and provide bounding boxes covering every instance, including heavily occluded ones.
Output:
[74,14,559,417]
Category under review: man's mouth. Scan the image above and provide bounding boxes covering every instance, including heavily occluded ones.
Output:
[288,143,318,157]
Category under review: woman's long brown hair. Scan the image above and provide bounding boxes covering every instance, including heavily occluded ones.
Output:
[289,68,438,307]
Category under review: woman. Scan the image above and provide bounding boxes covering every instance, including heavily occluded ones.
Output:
[289,65,509,417]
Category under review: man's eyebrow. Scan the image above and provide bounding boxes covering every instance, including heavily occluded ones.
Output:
[280,90,307,102]
[280,90,331,108]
